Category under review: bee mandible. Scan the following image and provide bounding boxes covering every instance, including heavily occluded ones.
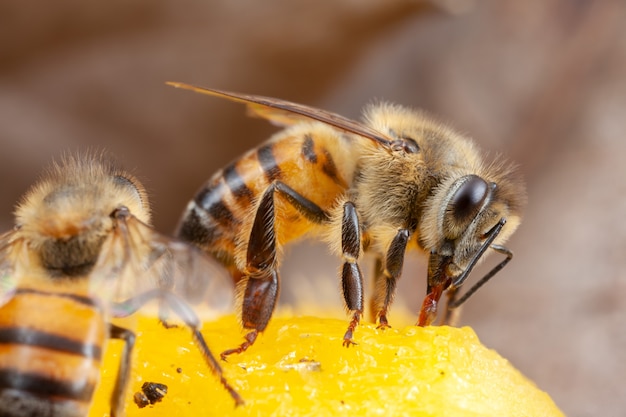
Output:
[169,82,526,358]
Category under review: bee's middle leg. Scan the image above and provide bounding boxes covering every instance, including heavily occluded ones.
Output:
[340,201,364,347]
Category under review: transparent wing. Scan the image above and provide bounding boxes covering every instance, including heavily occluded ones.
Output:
[167,81,395,150]
[0,230,20,307]
[145,235,236,317]
[90,214,235,318]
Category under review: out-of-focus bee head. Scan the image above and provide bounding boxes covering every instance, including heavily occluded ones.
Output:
[13,153,150,277]
[420,159,526,282]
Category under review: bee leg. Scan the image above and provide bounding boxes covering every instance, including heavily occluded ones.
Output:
[441,286,460,326]
[369,257,385,323]
[165,292,245,406]
[374,228,410,329]
[113,289,244,406]
[108,324,135,417]
[442,243,512,325]
[221,270,279,360]
[223,181,330,358]
[272,181,330,223]
[222,184,281,359]
[340,201,364,347]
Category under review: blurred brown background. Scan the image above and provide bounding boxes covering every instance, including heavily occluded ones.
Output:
[1,1,624,415]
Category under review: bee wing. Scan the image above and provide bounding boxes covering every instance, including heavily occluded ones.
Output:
[90,214,234,317]
[141,232,236,316]
[0,230,20,306]
[167,81,395,150]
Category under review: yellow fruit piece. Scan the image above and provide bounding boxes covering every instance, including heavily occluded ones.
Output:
[89,313,563,417]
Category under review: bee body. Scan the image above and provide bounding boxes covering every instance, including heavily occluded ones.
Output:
[169,82,526,357]
[179,122,360,277]
[0,286,105,417]
[0,152,242,416]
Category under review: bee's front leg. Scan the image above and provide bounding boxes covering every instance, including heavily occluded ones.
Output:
[113,289,243,406]
[108,324,135,417]
[340,201,364,347]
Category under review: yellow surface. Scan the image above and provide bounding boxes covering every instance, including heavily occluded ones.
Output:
[89,313,564,417]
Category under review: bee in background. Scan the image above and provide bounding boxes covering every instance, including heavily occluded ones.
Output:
[169,82,526,358]
[0,152,243,417]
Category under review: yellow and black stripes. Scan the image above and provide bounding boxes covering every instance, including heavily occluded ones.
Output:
[222,162,254,203]
[178,142,281,253]
[194,181,239,230]
[300,134,343,186]
[184,142,284,230]
[257,143,282,182]
[0,288,105,417]
[177,130,354,284]
[301,134,318,164]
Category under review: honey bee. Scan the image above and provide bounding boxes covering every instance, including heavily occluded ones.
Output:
[0,152,243,417]
[169,82,526,358]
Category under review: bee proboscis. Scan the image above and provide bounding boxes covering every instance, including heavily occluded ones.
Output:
[169,81,526,358]
[0,152,243,417]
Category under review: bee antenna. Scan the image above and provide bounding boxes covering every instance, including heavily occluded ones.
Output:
[447,218,511,309]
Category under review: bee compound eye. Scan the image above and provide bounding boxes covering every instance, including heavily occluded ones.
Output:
[450,175,489,222]
[114,174,147,208]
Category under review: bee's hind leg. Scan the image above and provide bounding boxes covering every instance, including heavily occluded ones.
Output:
[221,186,279,360]
[221,181,331,359]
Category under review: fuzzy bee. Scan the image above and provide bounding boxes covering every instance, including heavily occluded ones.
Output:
[0,153,243,417]
[169,82,526,358]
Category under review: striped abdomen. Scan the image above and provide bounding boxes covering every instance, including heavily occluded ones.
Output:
[0,288,106,417]
[177,125,360,277]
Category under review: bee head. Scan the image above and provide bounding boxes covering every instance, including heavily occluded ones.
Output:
[14,152,150,277]
[420,161,526,285]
